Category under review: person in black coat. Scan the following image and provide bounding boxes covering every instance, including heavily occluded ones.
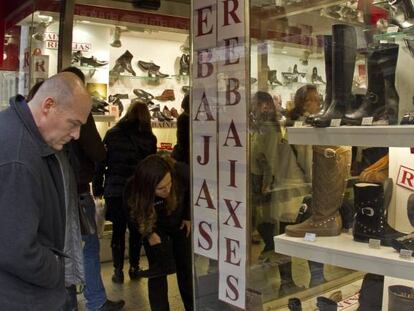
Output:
[126,154,193,311]
[172,94,189,164]
[93,102,157,283]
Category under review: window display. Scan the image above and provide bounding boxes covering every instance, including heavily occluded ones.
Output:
[247,0,414,310]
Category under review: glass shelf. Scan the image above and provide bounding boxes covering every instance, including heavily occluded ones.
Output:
[374,31,414,42]
[110,73,189,80]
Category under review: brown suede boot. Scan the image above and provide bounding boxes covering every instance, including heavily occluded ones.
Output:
[285,146,351,237]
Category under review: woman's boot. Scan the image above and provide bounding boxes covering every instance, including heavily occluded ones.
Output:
[286,146,351,237]
[353,179,404,246]
[313,25,356,127]
[316,297,337,311]
[288,297,302,311]
[388,285,414,311]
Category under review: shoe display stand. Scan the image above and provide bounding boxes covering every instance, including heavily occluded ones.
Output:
[275,233,414,281]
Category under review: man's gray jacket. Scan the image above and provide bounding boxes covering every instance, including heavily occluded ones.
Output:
[0,96,66,310]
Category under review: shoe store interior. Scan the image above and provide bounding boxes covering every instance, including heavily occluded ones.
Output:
[2,0,414,310]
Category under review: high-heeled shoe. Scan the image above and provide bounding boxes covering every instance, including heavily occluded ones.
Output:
[163,106,172,119]
[268,70,283,86]
[110,50,136,76]
[170,107,179,118]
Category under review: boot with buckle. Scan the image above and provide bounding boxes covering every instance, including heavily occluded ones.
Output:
[343,43,399,125]
[286,146,351,237]
[389,0,414,29]
[312,25,356,127]
[353,178,404,246]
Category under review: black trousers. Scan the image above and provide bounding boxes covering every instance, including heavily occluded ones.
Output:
[105,196,142,270]
[144,228,193,311]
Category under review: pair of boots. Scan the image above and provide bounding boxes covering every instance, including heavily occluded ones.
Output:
[111,243,142,284]
[288,296,337,311]
[307,25,399,127]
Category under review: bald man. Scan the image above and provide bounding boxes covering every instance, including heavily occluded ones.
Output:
[0,72,91,311]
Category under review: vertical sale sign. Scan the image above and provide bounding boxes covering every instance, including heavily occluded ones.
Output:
[192,0,247,309]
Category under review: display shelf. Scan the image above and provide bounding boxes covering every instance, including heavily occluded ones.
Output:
[92,114,116,122]
[286,125,414,147]
[374,32,414,42]
[274,233,414,281]
[109,73,187,80]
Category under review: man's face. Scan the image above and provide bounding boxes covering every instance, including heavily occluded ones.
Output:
[40,94,91,150]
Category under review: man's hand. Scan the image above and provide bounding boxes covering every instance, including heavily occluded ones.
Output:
[180,220,191,237]
[148,232,161,246]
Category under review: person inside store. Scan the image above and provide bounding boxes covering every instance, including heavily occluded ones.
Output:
[284,84,326,288]
[126,154,193,311]
[93,100,157,284]
[62,66,125,311]
[251,90,311,295]
[0,72,90,311]
[172,94,189,164]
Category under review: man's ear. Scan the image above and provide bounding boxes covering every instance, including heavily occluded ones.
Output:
[40,97,56,116]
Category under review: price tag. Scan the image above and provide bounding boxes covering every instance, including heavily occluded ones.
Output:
[387,26,399,33]
[399,249,413,260]
[368,238,381,249]
[304,232,316,242]
[330,119,341,127]
[294,121,304,128]
[362,117,374,126]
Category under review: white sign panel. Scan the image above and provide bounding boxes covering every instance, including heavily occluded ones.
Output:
[192,0,219,260]
[216,0,247,308]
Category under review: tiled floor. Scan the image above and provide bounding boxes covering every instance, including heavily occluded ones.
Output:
[77,258,185,311]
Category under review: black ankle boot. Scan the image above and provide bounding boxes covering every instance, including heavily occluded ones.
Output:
[111,268,124,284]
[257,222,275,254]
[388,285,414,311]
[353,179,404,246]
[288,297,302,311]
[343,43,399,125]
[313,25,356,127]
[309,261,325,287]
[356,273,384,311]
[316,297,337,311]
[128,266,143,280]
[389,0,414,29]
[110,50,136,76]
[306,35,332,124]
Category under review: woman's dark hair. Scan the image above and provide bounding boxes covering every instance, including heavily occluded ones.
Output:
[181,94,189,113]
[128,154,176,236]
[288,84,318,121]
[118,101,152,133]
[61,66,86,84]
[251,91,278,123]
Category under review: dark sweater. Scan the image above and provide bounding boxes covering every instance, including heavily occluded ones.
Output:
[69,113,106,193]
[93,120,157,198]
[0,96,66,310]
